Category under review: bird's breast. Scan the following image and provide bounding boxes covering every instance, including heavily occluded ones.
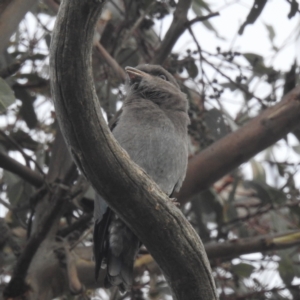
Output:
[112,108,187,195]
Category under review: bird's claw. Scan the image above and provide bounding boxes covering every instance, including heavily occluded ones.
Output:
[170,197,180,207]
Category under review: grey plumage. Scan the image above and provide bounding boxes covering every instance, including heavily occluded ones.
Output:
[94,64,190,291]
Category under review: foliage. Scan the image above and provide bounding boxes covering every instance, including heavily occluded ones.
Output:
[0,0,300,299]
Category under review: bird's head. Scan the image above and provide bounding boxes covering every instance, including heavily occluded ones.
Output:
[124,64,188,113]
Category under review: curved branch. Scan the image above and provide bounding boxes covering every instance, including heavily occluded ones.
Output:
[49,0,217,299]
[178,86,300,204]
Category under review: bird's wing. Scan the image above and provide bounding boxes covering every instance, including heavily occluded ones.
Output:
[93,193,112,280]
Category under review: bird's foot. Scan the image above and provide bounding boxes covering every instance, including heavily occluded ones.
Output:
[170,197,180,207]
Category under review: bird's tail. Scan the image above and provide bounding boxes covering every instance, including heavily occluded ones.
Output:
[94,210,139,292]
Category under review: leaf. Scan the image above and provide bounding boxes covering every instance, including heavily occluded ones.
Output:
[238,0,268,35]
[288,0,299,19]
[0,78,15,113]
[192,0,211,15]
[243,180,286,205]
[28,54,47,61]
[220,82,238,92]
[14,88,38,129]
[278,250,295,285]
[250,159,266,182]
[191,1,223,38]
[116,47,140,69]
[243,52,277,79]
[270,211,290,232]
[203,108,230,140]
[232,263,255,278]
[3,171,34,206]
[283,61,297,96]
[264,23,276,43]
[186,60,198,78]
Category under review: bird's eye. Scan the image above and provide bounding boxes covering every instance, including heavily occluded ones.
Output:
[159,74,167,80]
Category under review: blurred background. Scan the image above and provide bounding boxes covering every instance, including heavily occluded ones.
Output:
[0,0,300,299]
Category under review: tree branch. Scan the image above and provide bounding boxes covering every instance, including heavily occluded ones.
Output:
[0,151,44,187]
[178,86,300,204]
[71,229,300,290]
[95,41,126,81]
[49,0,218,299]
[151,0,192,65]
[151,1,219,65]
[206,230,300,261]
[3,184,69,298]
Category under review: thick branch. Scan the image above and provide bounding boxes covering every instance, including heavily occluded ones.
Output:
[151,0,192,65]
[206,230,300,261]
[178,87,300,204]
[72,230,300,289]
[3,186,68,298]
[49,0,217,299]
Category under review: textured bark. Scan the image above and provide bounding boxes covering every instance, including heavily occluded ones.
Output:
[49,0,218,299]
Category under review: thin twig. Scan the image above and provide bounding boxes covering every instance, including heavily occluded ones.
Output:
[0,130,45,176]
[69,226,93,250]
[95,41,126,81]
[186,12,220,27]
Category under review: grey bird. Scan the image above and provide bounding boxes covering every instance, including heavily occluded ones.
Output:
[93,64,190,292]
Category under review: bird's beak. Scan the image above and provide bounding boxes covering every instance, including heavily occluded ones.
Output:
[125,67,150,82]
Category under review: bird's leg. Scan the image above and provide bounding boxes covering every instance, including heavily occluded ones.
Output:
[169,197,180,207]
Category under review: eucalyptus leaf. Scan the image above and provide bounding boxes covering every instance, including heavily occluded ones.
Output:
[278,251,295,285]
[264,23,276,43]
[186,60,198,78]
[250,159,266,182]
[0,78,15,113]
[232,263,255,278]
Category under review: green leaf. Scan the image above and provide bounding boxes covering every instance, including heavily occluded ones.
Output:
[244,180,286,205]
[220,82,238,92]
[243,52,277,79]
[3,171,34,206]
[278,251,295,285]
[0,78,15,113]
[264,23,276,43]
[270,211,290,232]
[232,263,255,278]
[203,108,230,140]
[250,159,266,182]
[116,47,140,69]
[186,60,198,78]
[192,0,211,15]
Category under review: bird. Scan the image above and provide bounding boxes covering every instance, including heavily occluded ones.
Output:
[93,64,190,292]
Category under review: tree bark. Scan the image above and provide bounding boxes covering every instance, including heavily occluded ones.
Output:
[178,87,300,204]
[49,0,218,299]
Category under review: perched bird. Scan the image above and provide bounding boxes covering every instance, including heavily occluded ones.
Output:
[93,64,190,292]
